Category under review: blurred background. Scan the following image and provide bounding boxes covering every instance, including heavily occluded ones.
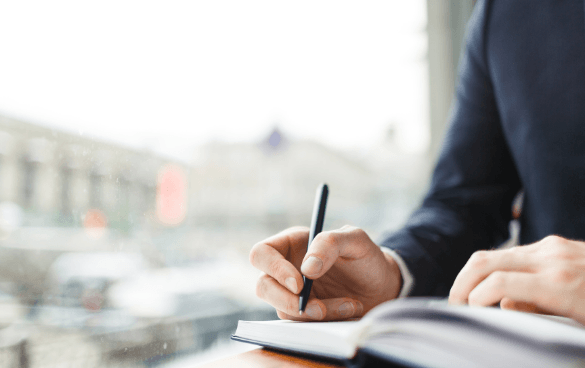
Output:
[0,0,474,367]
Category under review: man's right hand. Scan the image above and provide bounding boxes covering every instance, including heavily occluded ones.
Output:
[249,225,402,321]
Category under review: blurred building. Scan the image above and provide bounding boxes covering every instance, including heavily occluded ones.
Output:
[0,115,184,305]
[186,128,430,258]
[190,129,374,229]
[0,114,178,231]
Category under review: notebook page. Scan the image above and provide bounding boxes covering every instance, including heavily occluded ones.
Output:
[363,298,585,349]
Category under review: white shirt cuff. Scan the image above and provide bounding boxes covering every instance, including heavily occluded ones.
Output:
[379,246,414,298]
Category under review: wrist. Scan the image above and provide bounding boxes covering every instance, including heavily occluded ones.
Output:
[382,251,403,300]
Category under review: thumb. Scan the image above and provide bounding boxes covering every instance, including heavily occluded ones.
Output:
[320,297,364,321]
[301,226,372,279]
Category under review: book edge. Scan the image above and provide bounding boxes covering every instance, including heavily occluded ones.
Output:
[230,334,356,361]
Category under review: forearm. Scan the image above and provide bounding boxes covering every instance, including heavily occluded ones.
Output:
[378,0,521,297]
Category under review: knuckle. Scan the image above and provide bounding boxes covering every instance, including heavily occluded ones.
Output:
[540,238,575,260]
[249,243,262,266]
[542,235,566,246]
[448,288,463,302]
[340,225,362,236]
[508,246,524,255]
[255,274,270,299]
[487,271,507,289]
[338,225,364,235]
[351,227,367,238]
[467,290,480,305]
[550,248,573,261]
[542,235,558,243]
[292,225,309,231]
[499,298,515,310]
[314,232,338,248]
[468,251,490,269]
[550,268,576,284]
[542,235,555,242]
[287,226,309,234]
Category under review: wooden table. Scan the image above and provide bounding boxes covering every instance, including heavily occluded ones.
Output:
[198,348,343,368]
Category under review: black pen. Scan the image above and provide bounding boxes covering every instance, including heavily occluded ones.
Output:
[299,183,328,315]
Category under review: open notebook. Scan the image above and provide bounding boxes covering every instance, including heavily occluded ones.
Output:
[232,298,585,368]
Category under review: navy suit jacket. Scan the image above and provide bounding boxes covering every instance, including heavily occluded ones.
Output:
[380,0,585,296]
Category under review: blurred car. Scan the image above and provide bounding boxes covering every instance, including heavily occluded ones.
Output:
[45,252,148,310]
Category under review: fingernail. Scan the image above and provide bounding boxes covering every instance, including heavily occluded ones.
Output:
[338,302,355,317]
[285,277,298,293]
[301,256,323,277]
[305,304,323,320]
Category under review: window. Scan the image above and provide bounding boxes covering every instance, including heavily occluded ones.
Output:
[21,157,36,209]
[89,169,102,209]
[0,1,437,366]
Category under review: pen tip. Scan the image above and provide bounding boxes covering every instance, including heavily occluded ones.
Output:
[299,311,303,316]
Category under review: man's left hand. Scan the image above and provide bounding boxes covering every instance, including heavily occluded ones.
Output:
[449,235,585,324]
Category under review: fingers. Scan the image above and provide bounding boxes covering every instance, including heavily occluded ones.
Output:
[466,270,574,317]
[447,236,585,323]
[250,227,308,293]
[320,297,365,320]
[251,243,303,293]
[256,274,364,321]
[468,271,538,307]
[251,226,368,322]
[276,297,364,322]
[301,226,373,279]
[449,248,538,304]
[256,274,324,319]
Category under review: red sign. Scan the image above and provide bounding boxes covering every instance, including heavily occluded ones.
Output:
[156,164,187,226]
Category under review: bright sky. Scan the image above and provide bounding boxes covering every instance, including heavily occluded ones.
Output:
[0,0,428,162]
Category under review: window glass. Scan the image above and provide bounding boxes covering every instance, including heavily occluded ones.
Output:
[0,1,429,366]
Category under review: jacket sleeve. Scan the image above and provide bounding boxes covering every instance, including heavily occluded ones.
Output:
[379,0,521,297]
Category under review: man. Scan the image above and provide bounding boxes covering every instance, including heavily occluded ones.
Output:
[249,0,585,324]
